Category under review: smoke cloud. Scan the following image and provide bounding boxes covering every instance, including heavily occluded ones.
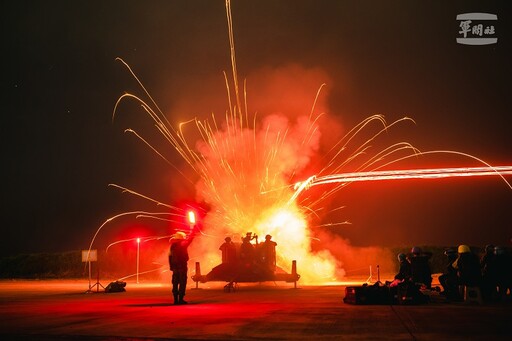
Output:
[166,63,392,283]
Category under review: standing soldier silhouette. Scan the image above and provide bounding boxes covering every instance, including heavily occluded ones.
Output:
[169,223,200,305]
[261,234,277,272]
[219,236,237,265]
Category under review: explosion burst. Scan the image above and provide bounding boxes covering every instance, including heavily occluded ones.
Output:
[90,0,512,284]
[109,56,340,282]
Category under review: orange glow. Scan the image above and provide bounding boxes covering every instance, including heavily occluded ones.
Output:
[244,206,338,283]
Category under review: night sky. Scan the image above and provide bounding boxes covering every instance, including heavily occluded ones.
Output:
[2,0,511,257]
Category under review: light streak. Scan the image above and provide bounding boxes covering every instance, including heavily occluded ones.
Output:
[313,166,512,186]
[290,166,512,203]
[117,267,165,282]
[106,235,175,252]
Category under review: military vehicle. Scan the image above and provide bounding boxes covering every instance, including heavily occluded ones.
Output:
[192,232,300,291]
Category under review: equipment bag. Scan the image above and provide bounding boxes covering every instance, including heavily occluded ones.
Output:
[105,280,126,293]
[343,283,391,305]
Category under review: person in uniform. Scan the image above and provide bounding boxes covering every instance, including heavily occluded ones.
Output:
[169,226,199,305]
[409,246,433,288]
[260,234,277,272]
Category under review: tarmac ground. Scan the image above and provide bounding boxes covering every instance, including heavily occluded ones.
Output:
[0,278,511,340]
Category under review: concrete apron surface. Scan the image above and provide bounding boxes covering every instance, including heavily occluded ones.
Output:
[0,280,511,340]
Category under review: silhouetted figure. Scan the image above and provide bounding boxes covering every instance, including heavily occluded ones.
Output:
[260,234,277,272]
[439,248,460,301]
[493,246,512,300]
[394,253,411,282]
[480,244,497,301]
[219,237,237,265]
[409,246,432,288]
[388,252,428,304]
[453,244,481,288]
[169,226,199,305]
[239,232,257,266]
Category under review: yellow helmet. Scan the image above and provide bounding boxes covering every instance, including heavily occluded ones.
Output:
[458,244,471,253]
[172,231,186,240]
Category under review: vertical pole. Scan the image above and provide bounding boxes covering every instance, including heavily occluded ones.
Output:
[136,239,140,284]
[88,260,92,290]
[195,262,201,289]
[292,260,297,289]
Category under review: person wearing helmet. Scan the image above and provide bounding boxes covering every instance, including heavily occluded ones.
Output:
[389,252,428,303]
[239,232,258,266]
[480,244,495,277]
[411,246,422,255]
[169,225,200,305]
[409,246,432,288]
[219,236,237,265]
[480,244,497,301]
[493,246,512,301]
[394,253,411,282]
[260,234,278,272]
[452,244,481,288]
[439,248,460,301]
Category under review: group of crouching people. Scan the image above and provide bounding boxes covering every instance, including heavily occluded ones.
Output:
[438,244,512,302]
[391,244,512,303]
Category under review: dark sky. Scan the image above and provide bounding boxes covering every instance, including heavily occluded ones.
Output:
[2,0,511,256]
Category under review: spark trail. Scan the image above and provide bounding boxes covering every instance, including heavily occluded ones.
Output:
[292,166,512,202]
